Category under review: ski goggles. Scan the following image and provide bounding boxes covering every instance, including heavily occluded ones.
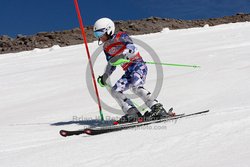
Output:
[94,28,106,38]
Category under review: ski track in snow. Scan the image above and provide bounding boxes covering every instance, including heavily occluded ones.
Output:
[0,22,250,167]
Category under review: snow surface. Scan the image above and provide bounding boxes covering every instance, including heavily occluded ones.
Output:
[1,22,250,167]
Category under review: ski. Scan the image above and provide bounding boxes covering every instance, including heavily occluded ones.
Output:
[59,110,209,137]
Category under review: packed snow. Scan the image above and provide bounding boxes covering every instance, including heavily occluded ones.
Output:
[1,22,250,167]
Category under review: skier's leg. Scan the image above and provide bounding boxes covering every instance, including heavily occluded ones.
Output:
[129,63,168,118]
[131,86,158,108]
[132,86,169,118]
[129,62,158,108]
[110,74,142,124]
[110,74,135,114]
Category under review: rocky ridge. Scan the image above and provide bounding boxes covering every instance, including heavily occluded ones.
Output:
[0,13,249,54]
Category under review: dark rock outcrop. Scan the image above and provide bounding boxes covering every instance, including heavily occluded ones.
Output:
[1,13,249,54]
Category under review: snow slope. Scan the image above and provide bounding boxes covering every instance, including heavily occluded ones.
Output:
[1,22,250,167]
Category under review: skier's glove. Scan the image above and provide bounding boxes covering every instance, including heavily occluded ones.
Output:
[109,54,130,66]
[97,73,108,87]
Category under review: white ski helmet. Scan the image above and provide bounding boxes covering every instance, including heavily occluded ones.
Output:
[93,18,115,38]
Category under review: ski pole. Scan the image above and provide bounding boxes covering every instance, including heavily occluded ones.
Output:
[144,61,200,68]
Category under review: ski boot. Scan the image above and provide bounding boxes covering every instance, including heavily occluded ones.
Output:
[113,107,143,125]
[144,103,174,121]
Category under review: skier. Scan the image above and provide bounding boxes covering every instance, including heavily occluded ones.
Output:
[93,18,171,124]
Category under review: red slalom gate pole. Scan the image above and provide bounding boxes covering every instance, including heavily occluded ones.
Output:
[73,0,104,121]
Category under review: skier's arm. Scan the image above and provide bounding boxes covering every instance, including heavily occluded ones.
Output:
[120,33,139,58]
[104,63,116,76]
[97,51,117,87]
[104,50,117,76]
[97,63,116,87]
